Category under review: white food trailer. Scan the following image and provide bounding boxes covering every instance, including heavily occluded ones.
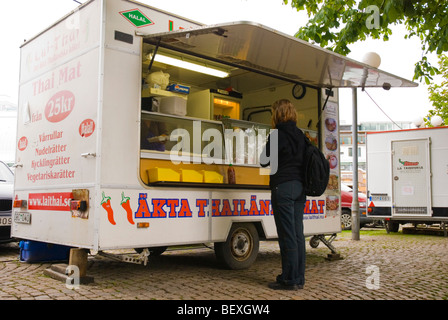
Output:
[12,0,416,269]
[367,126,448,233]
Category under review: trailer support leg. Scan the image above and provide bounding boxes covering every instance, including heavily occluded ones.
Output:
[69,248,88,278]
[67,248,94,284]
[442,222,447,237]
[315,234,342,261]
[43,248,94,285]
[98,248,150,266]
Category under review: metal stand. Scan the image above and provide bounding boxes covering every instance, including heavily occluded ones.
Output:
[98,248,150,266]
[351,87,360,241]
[442,222,447,237]
[309,234,342,260]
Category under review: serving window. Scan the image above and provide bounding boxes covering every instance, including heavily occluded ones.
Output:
[139,112,271,187]
[138,39,319,188]
[141,111,226,163]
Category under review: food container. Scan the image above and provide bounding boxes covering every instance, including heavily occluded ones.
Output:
[159,96,187,116]
[202,170,223,183]
[148,167,180,182]
[19,240,72,263]
[180,169,203,183]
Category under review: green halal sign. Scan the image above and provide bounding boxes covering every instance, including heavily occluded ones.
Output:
[120,9,154,28]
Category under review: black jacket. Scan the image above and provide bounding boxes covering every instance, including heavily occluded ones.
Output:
[260,121,305,188]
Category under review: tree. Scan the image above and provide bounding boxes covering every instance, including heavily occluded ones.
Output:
[283,0,448,83]
[424,54,448,126]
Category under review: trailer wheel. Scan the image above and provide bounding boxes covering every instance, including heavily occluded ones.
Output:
[134,246,167,256]
[309,236,320,248]
[214,223,259,270]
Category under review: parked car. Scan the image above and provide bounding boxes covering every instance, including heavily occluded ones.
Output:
[0,161,14,242]
[340,183,379,230]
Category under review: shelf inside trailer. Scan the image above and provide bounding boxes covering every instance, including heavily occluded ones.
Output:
[146,181,270,190]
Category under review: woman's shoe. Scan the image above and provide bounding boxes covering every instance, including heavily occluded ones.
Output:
[268,282,303,291]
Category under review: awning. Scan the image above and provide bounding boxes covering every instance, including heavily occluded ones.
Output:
[139,21,417,89]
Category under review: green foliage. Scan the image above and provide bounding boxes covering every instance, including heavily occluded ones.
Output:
[424,54,448,126]
[284,0,448,83]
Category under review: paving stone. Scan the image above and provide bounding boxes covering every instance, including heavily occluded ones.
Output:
[0,230,447,300]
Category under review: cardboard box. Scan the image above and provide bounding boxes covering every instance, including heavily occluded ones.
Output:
[166,83,190,94]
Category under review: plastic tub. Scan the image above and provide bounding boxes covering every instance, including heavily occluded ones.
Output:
[19,240,72,263]
[202,170,223,183]
[148,167,180,182]
[180,169,203,183]
[159,96,187,116]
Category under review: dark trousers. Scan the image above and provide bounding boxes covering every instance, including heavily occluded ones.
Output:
[271,180,306,286]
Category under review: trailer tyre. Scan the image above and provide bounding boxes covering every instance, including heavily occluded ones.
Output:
[309,236,320,248]
[214,223,259,270]
[134,246,167,256]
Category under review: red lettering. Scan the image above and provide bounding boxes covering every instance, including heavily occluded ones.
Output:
[318,200,325,213]
[196,199,207,217]
[152,199,166,218]
[212,199,220,217]
[304,200,311,214]
[248,196,260,216]
[178,199,192,217]
[311,200,318,214]
[221,199,232,216]
[239,200,248,216]
[135,193,150,218]
[232,199,239,216]
[166,199,179,217]
[259,200,270,216]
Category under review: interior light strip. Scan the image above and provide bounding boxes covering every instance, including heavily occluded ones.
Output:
[153,54,229,78]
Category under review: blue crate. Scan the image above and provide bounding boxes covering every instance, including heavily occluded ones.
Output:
[19,240,72,263]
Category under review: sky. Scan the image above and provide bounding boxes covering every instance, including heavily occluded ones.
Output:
[0,0,438,126]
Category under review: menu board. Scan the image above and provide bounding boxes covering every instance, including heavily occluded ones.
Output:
[322,100,340,218]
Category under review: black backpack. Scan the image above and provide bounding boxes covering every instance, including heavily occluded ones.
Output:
[302,136,330,196]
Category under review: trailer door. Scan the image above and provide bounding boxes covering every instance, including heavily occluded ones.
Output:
[391,138,432,216]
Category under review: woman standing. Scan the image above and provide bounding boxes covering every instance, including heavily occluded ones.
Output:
[260,99,306,290]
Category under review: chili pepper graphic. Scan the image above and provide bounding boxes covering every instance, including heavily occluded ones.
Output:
[399,159,419,166]
[101,192,115,225]
[121,192,134,225]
